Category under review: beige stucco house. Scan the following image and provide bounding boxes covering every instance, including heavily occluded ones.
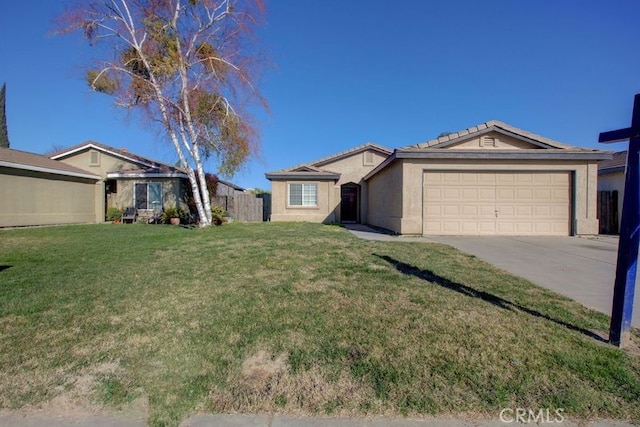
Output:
[266,120,610,236]
[0,147,101,227]
[51,141,191,221]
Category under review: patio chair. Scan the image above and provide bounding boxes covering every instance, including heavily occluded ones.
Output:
[148,207,164,224]
[122,207,137,224]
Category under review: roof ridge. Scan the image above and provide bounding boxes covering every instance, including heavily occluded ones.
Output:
[50,141,182,170]
[269,142,392,174]
[407,120,577,150]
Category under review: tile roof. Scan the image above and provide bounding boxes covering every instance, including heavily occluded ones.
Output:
[0,147,100,179]
[405,120,580,150]
[598,150,627,172]
[271,142,391,173]
[50,140,184,172]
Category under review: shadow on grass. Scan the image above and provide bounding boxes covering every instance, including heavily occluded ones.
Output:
[0,265,11,272]
[374,253,607,343]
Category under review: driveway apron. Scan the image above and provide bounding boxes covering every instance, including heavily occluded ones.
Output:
[425,235,639,328]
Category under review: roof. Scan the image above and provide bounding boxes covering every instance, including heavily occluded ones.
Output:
[364,120,612,181]
[217,179,246,192]
[598,151,627,175]
[267,142,392,175]
[405,120,579,150]
[50,141,185,173]
[0,147,100,180]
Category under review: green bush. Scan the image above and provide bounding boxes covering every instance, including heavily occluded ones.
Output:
[162,206,188,224]
[211,206,229,225]
[106,207,123,221]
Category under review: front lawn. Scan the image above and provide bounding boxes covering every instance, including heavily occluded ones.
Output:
[0,223,638,426]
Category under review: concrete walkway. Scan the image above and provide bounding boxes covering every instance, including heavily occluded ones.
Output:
[1,412,633,427]
[344,224,638,327]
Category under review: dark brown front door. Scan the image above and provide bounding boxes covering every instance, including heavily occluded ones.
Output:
[341,186,358,223]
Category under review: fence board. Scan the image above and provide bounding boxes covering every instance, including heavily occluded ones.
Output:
[212,194,263,222]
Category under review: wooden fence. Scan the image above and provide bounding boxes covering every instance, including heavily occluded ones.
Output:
[212,194,264,222]
[257,193,272,221]
[598,190,619,235]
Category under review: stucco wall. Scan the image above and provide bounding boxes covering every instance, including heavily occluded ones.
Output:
[598,171,625,232]
[270,180,337,223]
[367,160,403,231]
[318,149,389,223]
[111,178,188,211]
[447,131,544,150]
[57,149,141,178]
[401,159,600,235]
[0,167,100,227]
[269,148,389,223]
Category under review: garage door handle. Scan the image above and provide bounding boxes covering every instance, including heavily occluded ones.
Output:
[495,209,499,218]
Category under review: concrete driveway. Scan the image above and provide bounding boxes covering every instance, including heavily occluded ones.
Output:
[426,235,639,328]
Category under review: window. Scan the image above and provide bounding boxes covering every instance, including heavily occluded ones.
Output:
[289,183,317,207]
[135,183,163,210]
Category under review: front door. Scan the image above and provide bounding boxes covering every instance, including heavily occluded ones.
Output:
[341,186,358,223]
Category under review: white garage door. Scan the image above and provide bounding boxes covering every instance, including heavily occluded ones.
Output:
[423,171,571,235]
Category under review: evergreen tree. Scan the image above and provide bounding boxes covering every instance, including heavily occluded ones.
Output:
[0,83,9,148]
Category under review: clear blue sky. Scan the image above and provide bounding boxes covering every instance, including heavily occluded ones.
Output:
[1,1,639,190]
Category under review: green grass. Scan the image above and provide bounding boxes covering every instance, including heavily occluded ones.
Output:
[0,222,638,426]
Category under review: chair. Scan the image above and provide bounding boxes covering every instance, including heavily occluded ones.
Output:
[148,207,164,224]
[122,207,137,224]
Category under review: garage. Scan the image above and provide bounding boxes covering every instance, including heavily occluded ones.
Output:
[423,170,571,235]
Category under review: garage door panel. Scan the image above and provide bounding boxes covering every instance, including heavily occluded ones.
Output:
[424,171,570,235]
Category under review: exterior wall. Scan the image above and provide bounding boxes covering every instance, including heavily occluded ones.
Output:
[0,167,100,227]
[393,158,600,235]
[598,171,625,231]
[270,179,337,223]
[110,178,189,211]
[316,149,388,223]
[447,131,543,150]
[57,149,141,177]
[366,160,403,232]
[269,148,389,224]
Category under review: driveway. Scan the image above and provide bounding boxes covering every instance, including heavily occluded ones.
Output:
[426,235,639,328]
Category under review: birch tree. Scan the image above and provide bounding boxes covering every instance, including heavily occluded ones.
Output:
[60,0,265,227]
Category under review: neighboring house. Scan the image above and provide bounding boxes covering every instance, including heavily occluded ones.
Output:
[266,120,610,236]
[598,150,626,233]
[217,179,246,196]
[50,141,191,221]
[0,147,101,227]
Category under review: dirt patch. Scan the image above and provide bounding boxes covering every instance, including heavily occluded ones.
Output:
[239,350,288,394]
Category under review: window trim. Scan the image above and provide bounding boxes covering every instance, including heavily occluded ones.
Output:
[287,182,318,208]
[134,182,163,210]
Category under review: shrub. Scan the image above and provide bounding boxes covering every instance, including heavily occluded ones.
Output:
[162,206,188,224]
[106,207,123,221]
[211,205,229,225]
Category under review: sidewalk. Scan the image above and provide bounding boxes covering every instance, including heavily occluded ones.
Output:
[179,414,633,427]
[1,412,633,427]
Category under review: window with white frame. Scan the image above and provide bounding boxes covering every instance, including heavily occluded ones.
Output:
[135,182,163,210]
[289,183,317,207]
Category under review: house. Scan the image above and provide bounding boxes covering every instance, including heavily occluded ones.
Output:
[0,147,101,227]
[598,150,626,233]
[266,143,392,224]
[266,120,610,236]
[50,141,191,222]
